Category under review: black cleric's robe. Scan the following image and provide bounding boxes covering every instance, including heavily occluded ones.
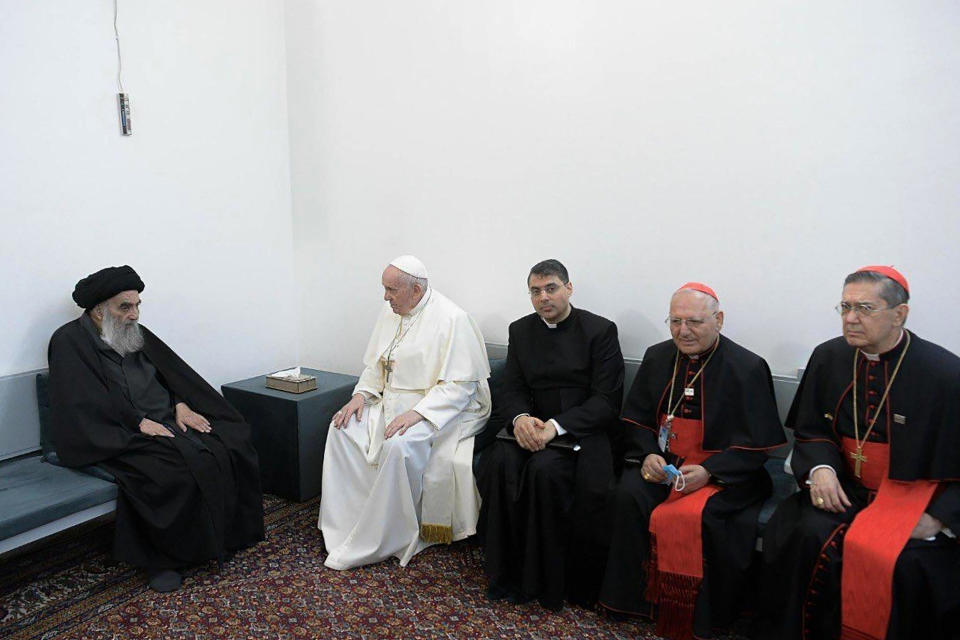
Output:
[758,331,960,640]
[477,306,624,608]
[599,334,785,635]
[48,316,265,570]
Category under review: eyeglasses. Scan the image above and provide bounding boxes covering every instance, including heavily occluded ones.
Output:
[835,302,890,317]
[529,284,564,297]
[665,313,717,329]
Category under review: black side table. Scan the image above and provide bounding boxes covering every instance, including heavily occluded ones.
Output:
[222,368,358,502]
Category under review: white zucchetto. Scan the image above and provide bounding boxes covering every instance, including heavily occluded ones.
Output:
[389,255,429,279]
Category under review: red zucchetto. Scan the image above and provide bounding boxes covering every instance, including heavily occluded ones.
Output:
[676,282,719,302]
[855,265,909,294]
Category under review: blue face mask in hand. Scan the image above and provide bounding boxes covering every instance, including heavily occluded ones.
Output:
[662,464,686,491]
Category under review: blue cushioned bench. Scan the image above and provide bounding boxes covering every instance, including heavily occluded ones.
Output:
[2,349,797,557]
[0,370,117,556]
[474,352,799,549]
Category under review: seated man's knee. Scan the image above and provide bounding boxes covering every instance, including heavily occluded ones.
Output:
[893,540,953,586]
[616,470,666,513]
[477,441,526,490]
[485,440,525,468]
[381,435,411,459]
[147,468,198,499]
[523,451,568,491]
[382,425,432,458]
[789,501,847,547]
[894,546,924,586]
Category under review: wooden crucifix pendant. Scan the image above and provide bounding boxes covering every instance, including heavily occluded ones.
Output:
[849,446,867,478]
[384,359,395,383]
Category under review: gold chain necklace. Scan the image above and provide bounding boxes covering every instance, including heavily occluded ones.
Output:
[382,292,430,382]
[849,331,910,478]
[664,337,719,423]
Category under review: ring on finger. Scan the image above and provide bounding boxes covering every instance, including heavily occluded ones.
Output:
[816,496,825,506]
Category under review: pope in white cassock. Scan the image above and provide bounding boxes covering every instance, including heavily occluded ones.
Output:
[319,255,492,570]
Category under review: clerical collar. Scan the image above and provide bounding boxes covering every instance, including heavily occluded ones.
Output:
[859,329,905,362]
[403,287,431,319]
[541,305,575,330]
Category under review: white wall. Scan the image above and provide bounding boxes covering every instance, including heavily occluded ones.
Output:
[3,2,958,386]
[287,1,960,377]
[0,1,298,386]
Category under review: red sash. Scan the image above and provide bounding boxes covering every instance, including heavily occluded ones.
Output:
[646,416,722,640]
[840,440,937,640]
[841,437,890,492]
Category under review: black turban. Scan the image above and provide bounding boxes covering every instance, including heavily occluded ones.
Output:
[72,265,145,310]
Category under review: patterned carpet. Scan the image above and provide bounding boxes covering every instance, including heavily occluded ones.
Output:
[0,496,749,639]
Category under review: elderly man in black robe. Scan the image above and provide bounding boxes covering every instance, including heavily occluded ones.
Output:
[758,266,960,640]
[48,266,264,592]
[477,259,624,611]
[598,282,785,640]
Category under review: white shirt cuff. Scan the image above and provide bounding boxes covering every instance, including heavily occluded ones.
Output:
[549,419,566,436]
[806,464,836,484]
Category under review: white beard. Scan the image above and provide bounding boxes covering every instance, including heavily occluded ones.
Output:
[101,311,144,357]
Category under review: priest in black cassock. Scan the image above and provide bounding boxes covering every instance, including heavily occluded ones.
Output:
[598,282,785,640]
[477,259,624,611]
[758,266,960,640]
[48,266,264,592]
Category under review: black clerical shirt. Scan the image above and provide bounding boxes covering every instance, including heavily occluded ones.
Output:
[622,335,785,484]
[81,313,177,427]
[788,330,960,532]
[500,306,624,440]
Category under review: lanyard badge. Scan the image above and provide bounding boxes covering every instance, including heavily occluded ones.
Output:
[660,344,715,454]
[658,414,674,452]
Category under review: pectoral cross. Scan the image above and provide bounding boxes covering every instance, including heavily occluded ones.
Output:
[384,359,395,383]
[849,447,867,478]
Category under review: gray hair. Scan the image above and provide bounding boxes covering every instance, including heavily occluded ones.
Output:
[397,271,428,291]
[844,270,909,306]
[97,301,145,356]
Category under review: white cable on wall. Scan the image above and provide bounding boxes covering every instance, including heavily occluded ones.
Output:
[114,0,124,92]
[114,0,131,135]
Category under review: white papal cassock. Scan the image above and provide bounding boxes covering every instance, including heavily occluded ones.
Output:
[319,288,491,570]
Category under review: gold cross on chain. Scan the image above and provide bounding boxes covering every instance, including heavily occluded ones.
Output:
[849,447,867,478]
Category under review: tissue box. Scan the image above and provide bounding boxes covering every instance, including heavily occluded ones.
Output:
[265,374,317,394]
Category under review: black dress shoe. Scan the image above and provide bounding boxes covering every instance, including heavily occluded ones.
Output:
[538,597,563,612]
[486,583,511,601]
[600,608,631,622]
[147,569,182,593]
